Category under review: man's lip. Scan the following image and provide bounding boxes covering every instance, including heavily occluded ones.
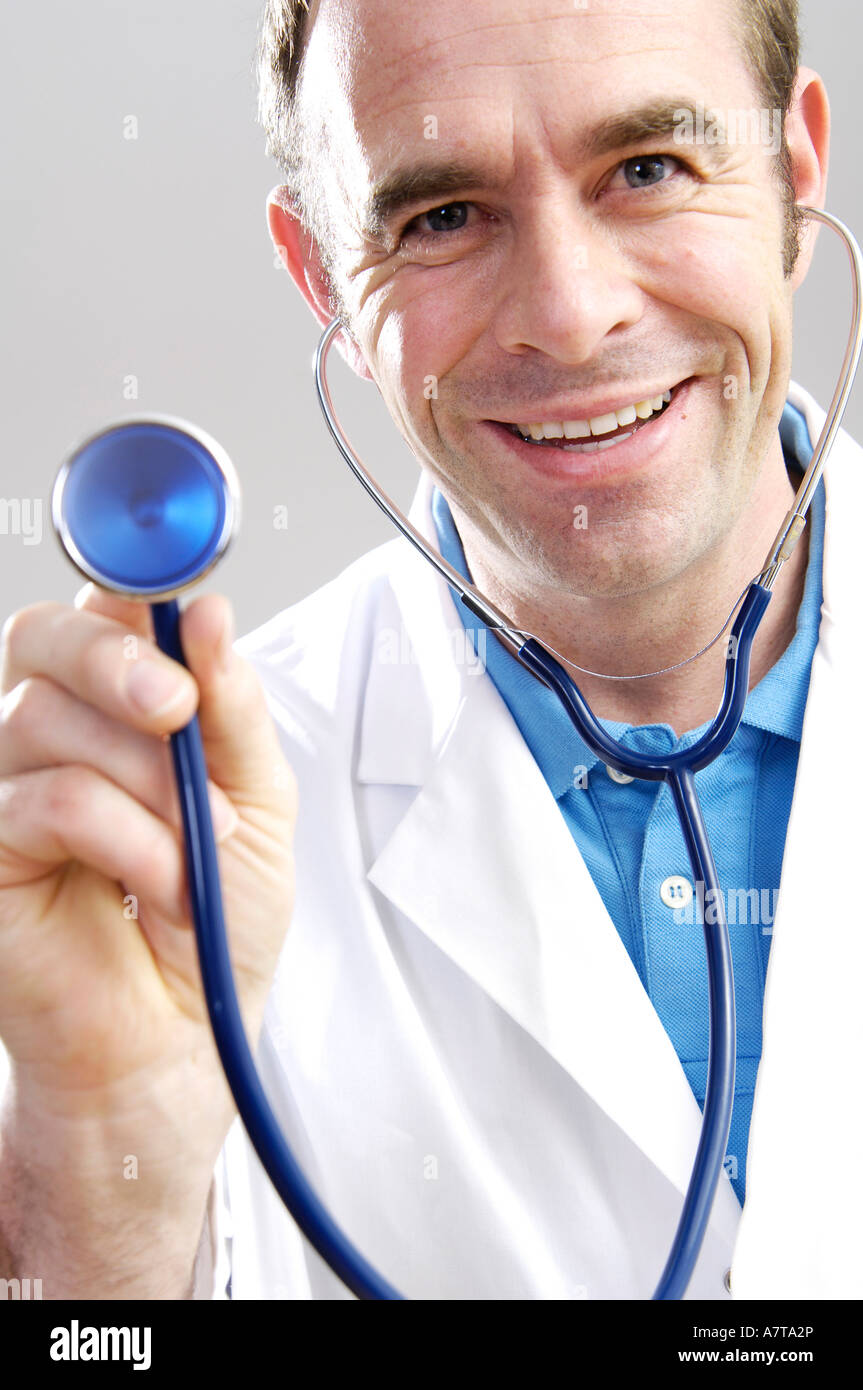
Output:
[483,377,692,425]
[480,376,694,482]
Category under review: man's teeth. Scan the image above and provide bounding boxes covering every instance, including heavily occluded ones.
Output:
[516,390,672,441]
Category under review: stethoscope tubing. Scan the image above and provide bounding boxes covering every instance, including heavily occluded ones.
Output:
[515,583,772,779]
[654,768,735,1301]
[514,583,770,1298]
[151,600,404,1301]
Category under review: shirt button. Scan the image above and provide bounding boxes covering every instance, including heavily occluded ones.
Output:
[605,764,634,784]
[723,1267,732,1294]
[660,875,693,909]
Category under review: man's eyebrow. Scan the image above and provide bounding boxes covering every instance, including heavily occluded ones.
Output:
[361,99,728,239]
[582,98,727,161]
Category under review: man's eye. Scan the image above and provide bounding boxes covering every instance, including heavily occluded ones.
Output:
[614,154,682,190]
[406,202,471,237]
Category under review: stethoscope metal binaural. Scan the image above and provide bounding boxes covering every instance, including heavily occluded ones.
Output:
[51,205,862,1301]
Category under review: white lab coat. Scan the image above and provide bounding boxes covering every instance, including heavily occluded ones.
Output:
[201,381,863,1301]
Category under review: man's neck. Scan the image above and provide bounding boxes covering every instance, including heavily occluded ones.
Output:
[459,454,810,738]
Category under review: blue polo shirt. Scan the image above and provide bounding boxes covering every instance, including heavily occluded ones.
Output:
[431,401,823,1205]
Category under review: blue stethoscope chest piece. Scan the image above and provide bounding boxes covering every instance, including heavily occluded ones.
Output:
[52,416,239,599]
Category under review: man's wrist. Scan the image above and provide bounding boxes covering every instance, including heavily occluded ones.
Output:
[0,1084,221,1299]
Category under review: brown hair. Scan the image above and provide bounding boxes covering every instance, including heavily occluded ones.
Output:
[257,0,804,275]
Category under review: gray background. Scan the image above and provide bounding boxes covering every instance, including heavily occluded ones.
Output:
[0,0,857,639]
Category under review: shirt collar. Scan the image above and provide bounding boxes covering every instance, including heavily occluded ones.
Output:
[431,401,824,800]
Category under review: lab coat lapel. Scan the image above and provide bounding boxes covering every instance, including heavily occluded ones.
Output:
[359,472,741,1239]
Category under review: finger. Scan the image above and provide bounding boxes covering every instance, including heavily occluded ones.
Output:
[177,593,297,818]
[0,674,238,837]
[0,765,191,923]
[74,582,155,639]
[1,601,198,732]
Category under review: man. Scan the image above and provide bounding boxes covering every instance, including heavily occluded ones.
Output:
[0,0,859,1300]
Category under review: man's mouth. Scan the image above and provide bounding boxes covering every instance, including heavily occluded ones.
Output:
[498,385,678,453]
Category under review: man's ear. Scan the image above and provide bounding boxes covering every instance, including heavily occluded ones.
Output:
[266,185,374,382]
[785,67,830,291]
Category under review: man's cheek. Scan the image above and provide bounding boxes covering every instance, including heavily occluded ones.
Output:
[370,349,443,456]
[637,212,771,312]
[380,319,472,423]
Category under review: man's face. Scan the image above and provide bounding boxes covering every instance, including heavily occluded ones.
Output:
[298,0,799,599]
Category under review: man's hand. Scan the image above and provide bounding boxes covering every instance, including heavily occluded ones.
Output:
[0,584,297,1297]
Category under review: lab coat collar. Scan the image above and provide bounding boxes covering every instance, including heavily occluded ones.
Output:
[357,448,747,1243]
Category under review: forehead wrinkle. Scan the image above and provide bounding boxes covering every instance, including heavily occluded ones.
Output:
[350,4,699,86]
[353,27,719,140]
[413,43,687,80]
[364,41,687,116]
[358,38,707,170]
[310,0,745,142]
[340,2,669,111]
[390,45,684,82]
[353,11,588,83]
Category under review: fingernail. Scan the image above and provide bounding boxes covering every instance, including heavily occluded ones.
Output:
[210,787,239,842]
[74,583,96,610]
[126,660,189,716]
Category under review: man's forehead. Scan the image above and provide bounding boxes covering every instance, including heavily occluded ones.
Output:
[298,0,751,224]
[302,0,741,106]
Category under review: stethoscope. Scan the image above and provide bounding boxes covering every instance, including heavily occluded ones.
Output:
[50,205,862,1302]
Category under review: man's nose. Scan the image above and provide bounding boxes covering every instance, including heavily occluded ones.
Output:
[493,207,646,364]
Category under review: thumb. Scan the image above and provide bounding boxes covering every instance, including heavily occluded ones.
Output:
[176,592,295,815]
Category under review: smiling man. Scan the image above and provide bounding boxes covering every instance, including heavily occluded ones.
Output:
[3,0,861,1311]
[264,0,826,732]
[219,0,863,1301]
